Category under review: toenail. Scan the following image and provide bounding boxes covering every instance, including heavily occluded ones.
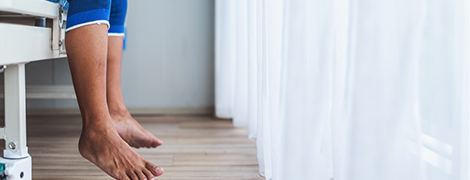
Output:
[151,178,155,180]
[156,167,163,172]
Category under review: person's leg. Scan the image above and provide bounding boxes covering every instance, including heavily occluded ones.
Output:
[106,0,163,148]
[107,36,164,148]
[65,1,163,179]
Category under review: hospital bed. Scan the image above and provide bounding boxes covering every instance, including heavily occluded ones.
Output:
[0,0,66,179]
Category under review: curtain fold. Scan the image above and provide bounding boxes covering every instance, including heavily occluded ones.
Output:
[215,0,470,179]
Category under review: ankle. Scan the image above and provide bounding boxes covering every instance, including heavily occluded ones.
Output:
[78,122,114,159]
[109,108,131,119]
[81,115,114,132]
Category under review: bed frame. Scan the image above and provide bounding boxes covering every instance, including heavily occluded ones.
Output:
[0,0,65,179]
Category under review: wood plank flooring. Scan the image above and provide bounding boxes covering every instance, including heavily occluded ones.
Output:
[20,115,263,180]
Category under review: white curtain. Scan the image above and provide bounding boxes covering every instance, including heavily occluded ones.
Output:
[215,0,470,180]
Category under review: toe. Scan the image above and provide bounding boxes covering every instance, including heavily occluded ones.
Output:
[142,168,155,180]
[156,138,164,145]
[126,171,138,180]
[139,138,154,148]
[154,167,164,176]
[145,162,164,176]
[135,170,147,180]
[151,139,163,148]
[151,142,159,148]
[119,173,131,180]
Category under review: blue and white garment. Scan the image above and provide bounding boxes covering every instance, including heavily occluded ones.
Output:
[47,0,127,36]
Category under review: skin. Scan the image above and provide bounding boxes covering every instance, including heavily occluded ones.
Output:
[65,24,164,180]
[106,36,163,148]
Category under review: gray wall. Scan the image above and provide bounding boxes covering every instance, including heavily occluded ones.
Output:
[1,0,215,109]
[122,0,215,108]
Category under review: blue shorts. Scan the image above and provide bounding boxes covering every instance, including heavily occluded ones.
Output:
[66,0,127,36]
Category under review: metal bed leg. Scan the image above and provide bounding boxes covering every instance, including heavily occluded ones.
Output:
[0,64,32,180]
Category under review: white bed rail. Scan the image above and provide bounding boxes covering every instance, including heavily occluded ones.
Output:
[0,0,66,179]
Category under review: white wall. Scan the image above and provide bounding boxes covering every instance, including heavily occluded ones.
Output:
[0,0,215,110]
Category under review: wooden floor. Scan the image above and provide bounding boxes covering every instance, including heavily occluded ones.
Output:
[18,115,263,180]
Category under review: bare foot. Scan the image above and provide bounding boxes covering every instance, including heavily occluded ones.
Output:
[79,120,164,180]
[110,111,163,148]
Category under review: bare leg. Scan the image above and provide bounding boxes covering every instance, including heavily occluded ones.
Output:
[66,24,164,180]
[106,36,163,148]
